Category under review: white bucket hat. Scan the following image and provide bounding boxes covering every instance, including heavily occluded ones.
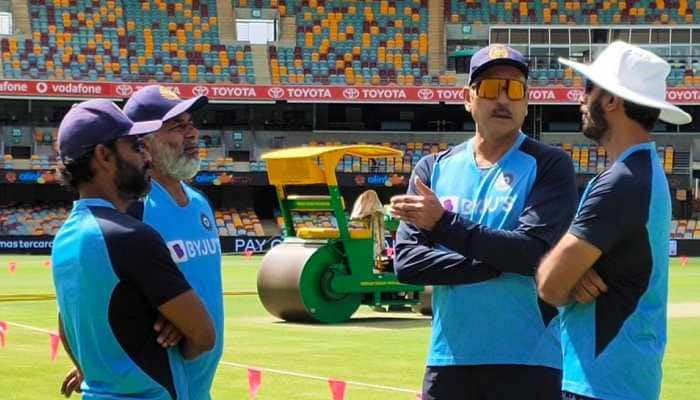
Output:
[559,41,692,125]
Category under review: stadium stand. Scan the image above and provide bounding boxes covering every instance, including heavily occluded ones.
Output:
[1,0,698,86]
[445,0,698,25]
[309,140,449,172]
[553,143,677,174]
[0,203,69,235]
[671,219,700,239]
[215,207,268,235]
[283,210,370,232]
[529,63,700,88]
[3,0,255,82]
[0,203,268,236]
[264,0,450,86]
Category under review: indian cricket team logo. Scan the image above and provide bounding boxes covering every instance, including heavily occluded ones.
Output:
[495,172,514,191]
[167,240,189,263]
[201,213,213,231]
[159,86,180,100]
[488,45,509,60]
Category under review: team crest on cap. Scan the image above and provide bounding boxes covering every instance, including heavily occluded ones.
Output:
[159,86,180,100]
[488,45,509,60]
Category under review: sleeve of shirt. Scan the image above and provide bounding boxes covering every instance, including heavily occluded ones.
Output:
[427,148,578,276]
[569,169,645,253]
[393,154,502,285]
[118,227,192,307]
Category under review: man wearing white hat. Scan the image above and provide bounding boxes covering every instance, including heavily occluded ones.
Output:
[537,41,692,400]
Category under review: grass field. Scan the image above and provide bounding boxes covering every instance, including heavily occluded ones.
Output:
[1,255,698,399]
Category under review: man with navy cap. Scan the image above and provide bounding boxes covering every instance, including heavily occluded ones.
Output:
[124,85,223,400]
[52,99,215,399]
[538,41,692,400]
[391,44,577,399]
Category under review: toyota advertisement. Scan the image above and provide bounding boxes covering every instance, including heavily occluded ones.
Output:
[3,79,700,105]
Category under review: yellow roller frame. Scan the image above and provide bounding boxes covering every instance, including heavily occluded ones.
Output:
[261,145,403,186]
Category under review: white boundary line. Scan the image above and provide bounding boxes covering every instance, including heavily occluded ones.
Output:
[4,321,55,335]
[219,360,419,394]
[0,320,419,395]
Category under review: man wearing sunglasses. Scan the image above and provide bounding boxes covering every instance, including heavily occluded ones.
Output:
[52,99,215,399]
[124,85,224,400]
[391,44,577,399]
[538,42,692,400]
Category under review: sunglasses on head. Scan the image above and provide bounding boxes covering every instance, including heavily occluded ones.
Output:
[471,79,527,101]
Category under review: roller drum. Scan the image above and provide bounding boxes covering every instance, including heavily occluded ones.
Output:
[257,240,362,323]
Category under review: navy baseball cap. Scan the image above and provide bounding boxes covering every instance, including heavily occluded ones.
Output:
[57,99,162,164]
[123,85,208,123]
[468,44,529,85]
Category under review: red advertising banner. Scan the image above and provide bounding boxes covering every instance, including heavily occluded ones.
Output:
[1,79,699,105]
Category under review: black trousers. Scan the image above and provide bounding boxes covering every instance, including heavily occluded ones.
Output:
[422,364,562,400]
[562,391,599,400]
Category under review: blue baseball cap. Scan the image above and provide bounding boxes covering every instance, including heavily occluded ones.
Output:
[468,44,529,85]
[123,85,208,123]
[57,99,162,164]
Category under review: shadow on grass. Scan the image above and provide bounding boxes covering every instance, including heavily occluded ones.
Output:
[272,315,431,330]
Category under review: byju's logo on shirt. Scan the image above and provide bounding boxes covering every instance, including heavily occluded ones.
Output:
[168,240,189,262]
[167,238,220,263]
[439,195,517,216]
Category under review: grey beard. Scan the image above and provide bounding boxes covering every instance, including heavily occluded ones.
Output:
[151,142,201,180]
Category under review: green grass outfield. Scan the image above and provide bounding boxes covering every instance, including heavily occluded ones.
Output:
[1,255,698,399]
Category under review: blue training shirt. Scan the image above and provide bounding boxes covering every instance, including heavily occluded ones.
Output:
[52,198,192,400]
[130,180,224,400]
[395,132,578,368]
[563,142,671,400]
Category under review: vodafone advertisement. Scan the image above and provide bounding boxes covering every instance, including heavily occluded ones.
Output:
[2,79,700,105]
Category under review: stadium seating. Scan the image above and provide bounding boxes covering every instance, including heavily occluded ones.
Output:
[0,203,69,235]
[0,204,266,236]
[446,0,698,25]
[529,63,700,88]
[308,140,449,172]
[3,0,699,86]
[3,0,254,82]
[672,219,700,239]
[553,143,675,174]
[265,0,447,85]
[215,207,266,236]
[286,210,369,232]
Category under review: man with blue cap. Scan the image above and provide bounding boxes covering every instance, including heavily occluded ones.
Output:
[391,44,578,399]
[538,41,692,400]
[124,85,223,400]
[52,99,215,399]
